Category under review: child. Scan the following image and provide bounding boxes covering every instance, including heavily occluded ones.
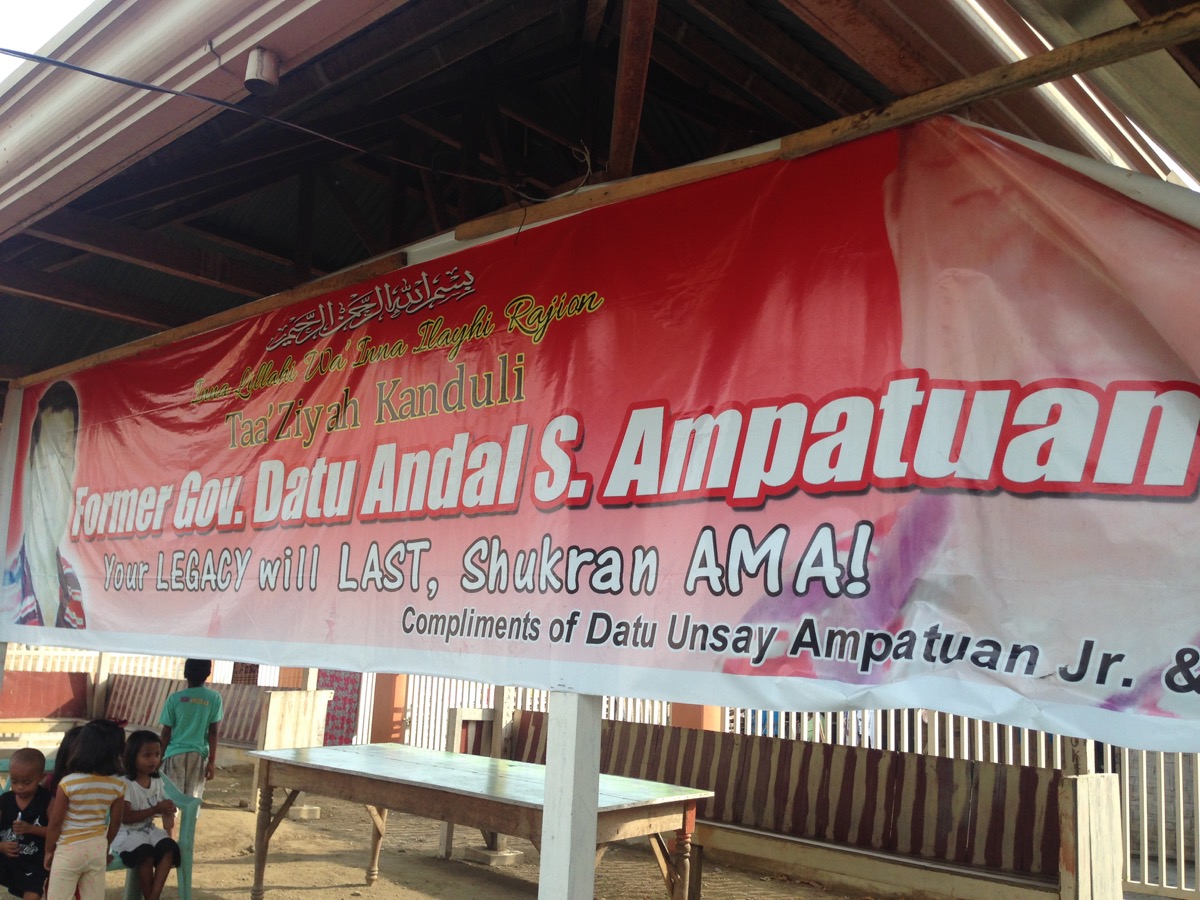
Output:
[42,727,82,796]
[110,732,178,900]
[0,748,51,900]
[160,659,222,799]
[43,720,125,900]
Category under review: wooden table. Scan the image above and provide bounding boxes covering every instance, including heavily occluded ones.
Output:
[250,743,713,900]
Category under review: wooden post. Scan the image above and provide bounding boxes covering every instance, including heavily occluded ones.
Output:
[91,651,113,719]
[456,2,1200,243]
[783,3,1200,160]
[484,686,517,853]
[250,762,274,900]
[1063,736,1097,776]
[491,685,516,758]
[1059,773,1122,900]
[539,692,601,900]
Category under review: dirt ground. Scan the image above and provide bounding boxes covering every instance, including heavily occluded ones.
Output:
[102,764,865,900]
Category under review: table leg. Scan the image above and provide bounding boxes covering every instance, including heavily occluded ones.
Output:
[672,829,693,900]
[251,779,274,900]
[366,806,388,885]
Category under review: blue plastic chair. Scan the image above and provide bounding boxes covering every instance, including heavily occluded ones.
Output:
[106,773,199,900]
[1,757,198,898]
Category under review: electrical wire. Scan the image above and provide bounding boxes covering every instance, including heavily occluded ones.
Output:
[0,46,565,204]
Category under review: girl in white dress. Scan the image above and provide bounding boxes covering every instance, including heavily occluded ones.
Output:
[109,731,179,900]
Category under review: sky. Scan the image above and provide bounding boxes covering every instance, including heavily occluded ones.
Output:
[0,0,99,85]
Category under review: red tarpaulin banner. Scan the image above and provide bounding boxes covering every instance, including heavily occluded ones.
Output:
[4,117,1200,748]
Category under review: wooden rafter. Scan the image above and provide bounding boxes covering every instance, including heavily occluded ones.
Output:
[226,0,513,144]
[87,2,562,222]
[688,0,877,115]
[773,0,943,96]
[608,0,658,180]
[781,0,1200,158]
[459,1,1200,240]
[484,111,520,206]
[25,209,293,298]
[584,0,609,46]
[648,36,796,135]
[1126,0,1200,82]
[862,0,1095,155]
[294,170,316,280]
[420,166,449,234]
[317,165,387,258]
[654,7,819,129]
[180,223,326,275]
[388,138,410,247]
[0,263,187,329]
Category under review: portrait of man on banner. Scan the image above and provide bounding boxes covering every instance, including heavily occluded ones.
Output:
[2,381,86,629]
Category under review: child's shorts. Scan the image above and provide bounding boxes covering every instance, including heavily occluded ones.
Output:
[0,852,48,898]
[118,837,180,869]
[161,753,207,798]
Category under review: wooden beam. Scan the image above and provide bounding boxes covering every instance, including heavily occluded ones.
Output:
[485,111,520,206]
[1110,0,1200,84]
[649,41,786,136]
[0,263,188,330]
[832,0,1131,158]
[780,1,1200,158]
[87,1,561,223]
[583,0,609,45]
[457,145,779,241]
[227,0,510,143]
[317,165,388,258]
[496,95,584,159]
[608,0,658,180]
[388,139,410,247]
[420,167,449,234]
[655,6,819,129]
[457,89,486,221]
[179,223,328,276]
[773,0,942,96]
[969,0,1165,178]
[12,248,408,389]
[294,170,316,281]
[689,0,877,115]
[458,1,1200,239]
[25,209,292,298]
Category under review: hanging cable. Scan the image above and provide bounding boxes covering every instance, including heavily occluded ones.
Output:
[0,46,568,204]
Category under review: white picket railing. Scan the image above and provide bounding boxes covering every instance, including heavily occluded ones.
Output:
[4,646,186,678]
[1105,745,1199,896]
[723,706,1065,767]
[3,651,1192,895]
[403,677,671,751]
[724,706,1194,897]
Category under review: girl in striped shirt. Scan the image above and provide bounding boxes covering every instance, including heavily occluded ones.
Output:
[43,720,125,900]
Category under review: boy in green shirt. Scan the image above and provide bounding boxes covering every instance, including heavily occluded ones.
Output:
[159,659,223,798]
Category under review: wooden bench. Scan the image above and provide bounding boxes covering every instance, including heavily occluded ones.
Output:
[101,674,333,760]
[0,671,333,761]
[445,708,1119,899]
